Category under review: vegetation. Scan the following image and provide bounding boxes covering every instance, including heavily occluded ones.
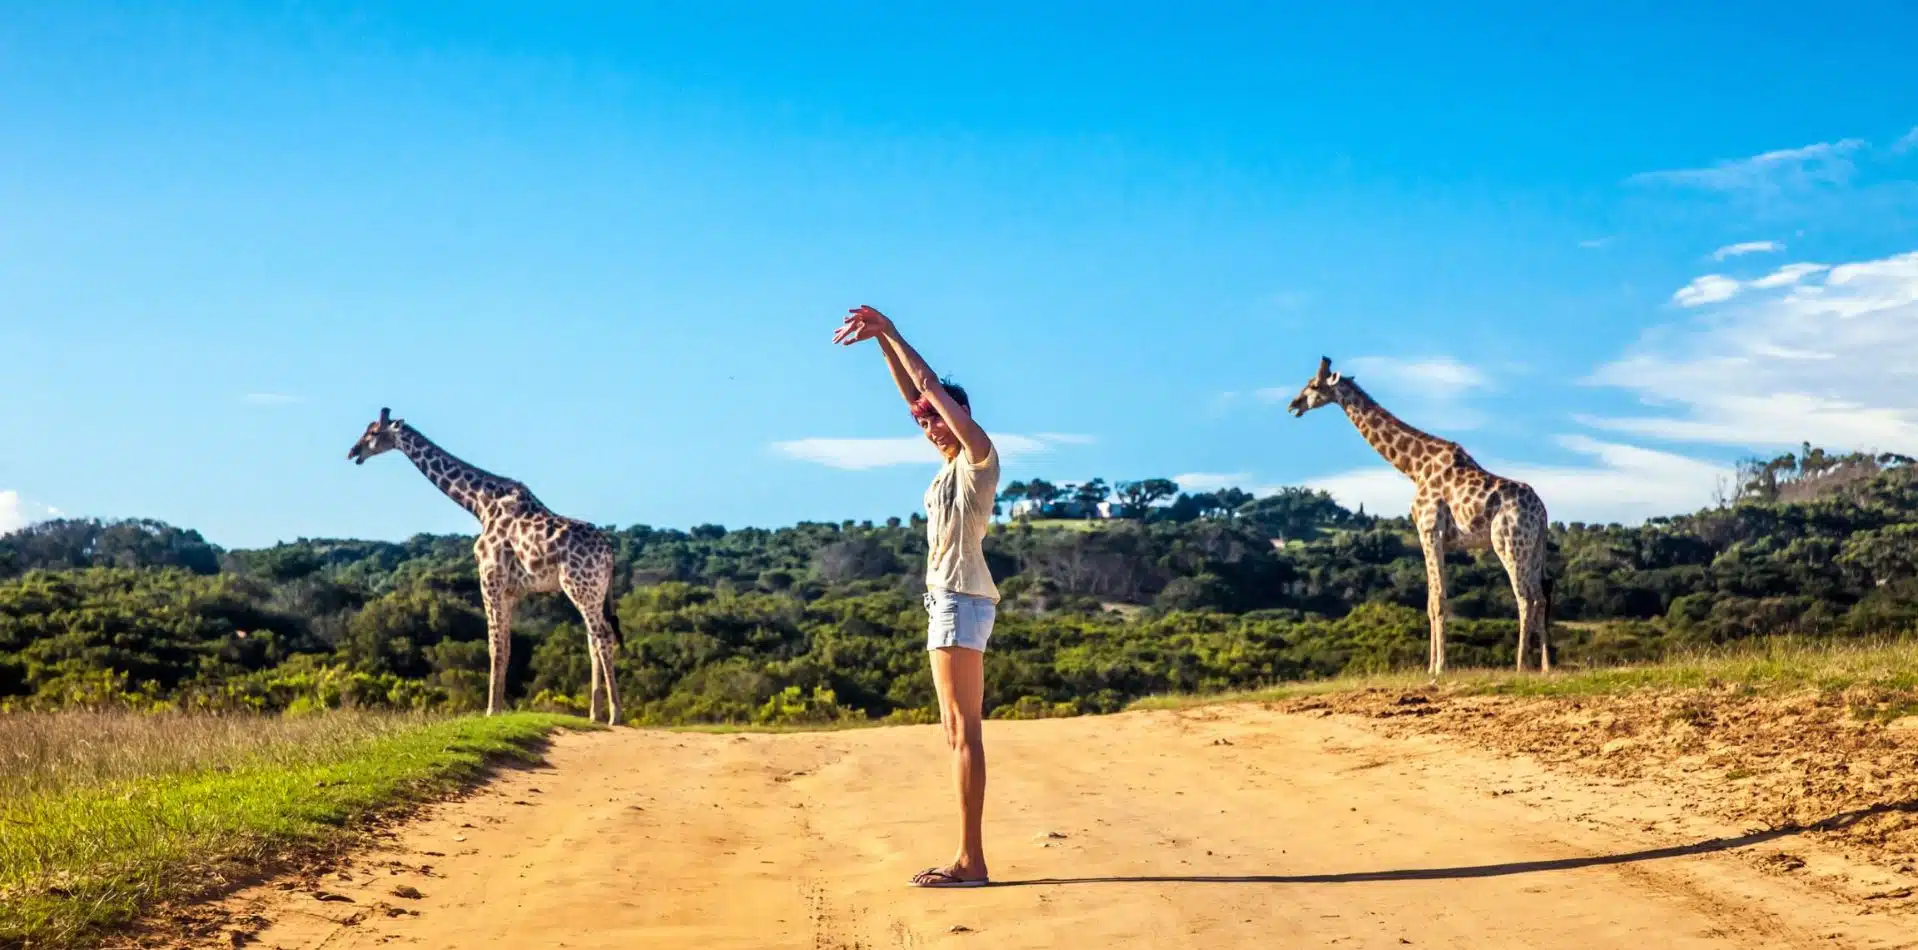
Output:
[1128,636,1918,710]
[3,446,1918,724]
[0,710,582,948]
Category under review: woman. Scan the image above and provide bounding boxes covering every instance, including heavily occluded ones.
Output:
[835,304,999,889]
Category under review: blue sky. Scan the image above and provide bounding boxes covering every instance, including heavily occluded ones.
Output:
[5,2,1918,547]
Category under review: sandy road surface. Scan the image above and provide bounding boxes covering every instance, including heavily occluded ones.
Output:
[183,706,1918,950]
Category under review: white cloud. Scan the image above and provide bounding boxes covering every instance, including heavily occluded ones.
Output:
[1712,240,1782,260]
[1894,126,1918,155]
[1673,274,1742,307]
[1260,355,1493,431]
[0,490,56,534]
[1170,472,1251,493]
[1589,248,1918,452]
[771,432,1094,470]
[1305,436,1731,526]
[1749,262,1829,289]
[1629,138,1866,196]
[1340,356,1490,398]
[1670,263,1830,308]
[1579,236,1615,249]
[1305,467,1415,517]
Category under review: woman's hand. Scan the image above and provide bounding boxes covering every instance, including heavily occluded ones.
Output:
[833,305,896,345]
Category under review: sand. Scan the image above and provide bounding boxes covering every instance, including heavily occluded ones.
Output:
[175,706,1918,949]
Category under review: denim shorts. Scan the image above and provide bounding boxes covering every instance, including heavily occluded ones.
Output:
[924,588,996,653]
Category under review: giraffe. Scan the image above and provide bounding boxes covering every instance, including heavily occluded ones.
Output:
[1286,358,1552,675]
[346,408,625,723]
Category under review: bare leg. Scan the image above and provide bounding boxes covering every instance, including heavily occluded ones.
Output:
[912,646,988,885]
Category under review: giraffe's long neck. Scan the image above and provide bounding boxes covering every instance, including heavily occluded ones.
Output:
[392,424,526,520]
[1336,383,1448,478]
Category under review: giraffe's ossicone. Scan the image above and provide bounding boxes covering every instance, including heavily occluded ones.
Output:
[1288,358,1552,675]
[348,407,626,723]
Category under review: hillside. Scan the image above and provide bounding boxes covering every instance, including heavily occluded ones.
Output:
[4,447,1918,724]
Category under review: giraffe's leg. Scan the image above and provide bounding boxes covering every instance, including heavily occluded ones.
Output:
[1492,510,1546,673]
[479,576,517,716]
[586,637,605,722]
[594,622,621,725]
[562,569,620,726]
[1415,507,1448,677]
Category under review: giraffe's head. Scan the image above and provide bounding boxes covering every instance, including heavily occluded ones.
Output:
[346,408,403,465]
[1286,357,1351,417]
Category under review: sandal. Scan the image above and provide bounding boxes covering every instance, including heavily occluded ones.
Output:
[909,866,990,888]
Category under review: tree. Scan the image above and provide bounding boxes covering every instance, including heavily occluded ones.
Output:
[1023,479,1063,515]
[1211,488,1255,514]
[1113,478,1180,518]
[998,481,1030,520]
[811,537,900,584]
[1072,479,1110,518]
[1237,487,1353,540]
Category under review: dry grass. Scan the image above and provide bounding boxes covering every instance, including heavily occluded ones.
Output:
[0,709,427,799]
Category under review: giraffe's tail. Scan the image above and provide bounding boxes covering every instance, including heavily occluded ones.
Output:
[603,594,624,648]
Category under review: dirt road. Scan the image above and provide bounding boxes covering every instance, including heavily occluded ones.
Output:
[189,706,1918,949]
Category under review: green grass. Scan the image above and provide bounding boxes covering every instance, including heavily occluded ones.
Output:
[0,710,591,949]
[1005,518,1109,532]
[1127,637,1918,711]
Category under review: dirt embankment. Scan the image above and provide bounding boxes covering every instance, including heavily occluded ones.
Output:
[1276,686,1918,901]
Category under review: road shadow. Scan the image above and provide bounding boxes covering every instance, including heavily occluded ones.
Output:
[994,799,1916,887]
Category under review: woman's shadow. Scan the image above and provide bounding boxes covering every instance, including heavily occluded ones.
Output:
[991,799,1916,887]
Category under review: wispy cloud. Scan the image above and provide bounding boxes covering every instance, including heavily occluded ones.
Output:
[1629,138,1867,197]
[1712,240,1782,260]
[1672,274,1742,307]
[1671,263,1831,308]
[242,393,302,406]
[1260,355,1493,430]
[1578,236,1615,250]
[1342,357,1490,397]
[1170,472,1251,494]
[1306,436,1731,525]
[1749,262,1829,289]
[0,490,57,534]
[1894,126,1918,155]
[1205,391,1241,417]
[771,432,1095,470]
[1588,249,1918,452]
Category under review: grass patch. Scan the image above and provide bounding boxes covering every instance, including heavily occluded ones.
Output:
[1004,518,1109,533]
[0,710,590,949]
[1127,637,1918,711]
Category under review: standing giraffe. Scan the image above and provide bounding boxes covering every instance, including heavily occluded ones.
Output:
[1286,358,1551,674]
[346,408,625,722]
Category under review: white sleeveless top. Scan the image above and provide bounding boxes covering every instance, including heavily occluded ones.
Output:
[923,447,1000,602]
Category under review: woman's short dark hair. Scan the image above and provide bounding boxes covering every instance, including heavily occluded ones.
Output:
[941,378,970,411]
[912,377,971,419]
